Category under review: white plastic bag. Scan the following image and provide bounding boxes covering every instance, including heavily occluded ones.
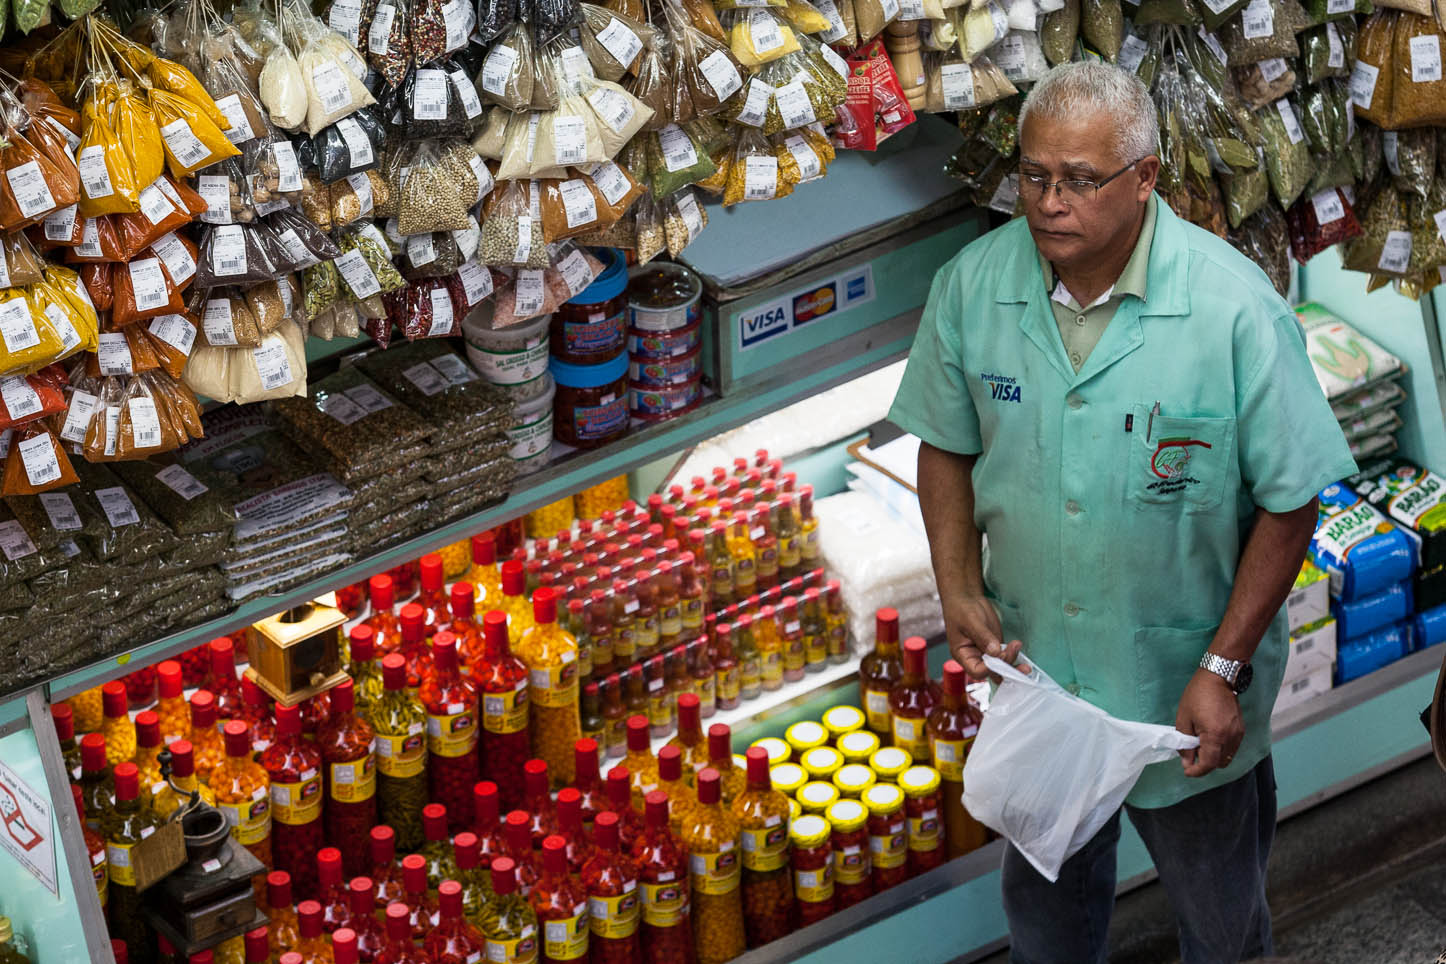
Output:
[962,655,1199,882]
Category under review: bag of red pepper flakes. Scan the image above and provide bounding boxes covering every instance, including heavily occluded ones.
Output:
[385,276,462,340]
[1,423,79,495]
[1286,186,1363,264]
[0,365,68,430]
[832,38,915,152]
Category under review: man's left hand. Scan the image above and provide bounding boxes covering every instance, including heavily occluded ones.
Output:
[1174,669,1245,778]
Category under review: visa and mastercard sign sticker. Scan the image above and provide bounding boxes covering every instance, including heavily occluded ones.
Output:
[737,265,874,350]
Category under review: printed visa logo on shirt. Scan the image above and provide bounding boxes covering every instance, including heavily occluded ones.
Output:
[980,371,1021,403]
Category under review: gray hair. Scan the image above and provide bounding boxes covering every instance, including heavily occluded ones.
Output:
[1018,62,1159,164]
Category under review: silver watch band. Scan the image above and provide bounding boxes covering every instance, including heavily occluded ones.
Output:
[1199,651,1243,686]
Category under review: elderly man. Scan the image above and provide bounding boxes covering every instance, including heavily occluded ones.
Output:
[889,62,1355,963]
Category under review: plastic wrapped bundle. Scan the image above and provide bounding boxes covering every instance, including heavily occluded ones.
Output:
[1329,581,1412,641]
[1335,622,1410,684]
[1311,482,1416,602]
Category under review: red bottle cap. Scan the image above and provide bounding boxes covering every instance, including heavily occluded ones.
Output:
[593,811,620,852]
[524,758,549,798]
[51,702,73,742]
[267,871,293,909]
[297,901,323,939]
[677,692,700,732]
[574,739,600,783]
[70,784,85,823]
[708,723,732,763]
[318,848,343,887]
[541,835,567,875]
[332,928,358,964]
[381,653,407,690]
[903,636,928,675]
[384,902,411,942]
[657,745,683,783]
[474,781,500,826]
[501,560,524,596]
[626,715,650,752]
[169,740,195,778]
[482,610,509,650]
[644,791,669,829]
[557,788,582,832]
[158,660,183,699]
[113,762,139,800]
[274,703,301,738]
[696,767,721,805]
[451,582,475,618]
[454,832,480,870]
[505,810,531,851]
[472,532,497,566]
[369,574,395,610]
[401,604,426,643]
[244,926,269,963]
[402,854,427,895]
[491,858,518,895]
[421,554,443,592]
[349,877,374,915]
[349,624,376,661]
[432,631,459,669]
[745,746,771,785]
[424,804,448,842]
[101,681,127,718]
[876,608,899,644]
[370,825,396,864]
[331,678,355,715]
[112,940,129,964]
[532,586,557,624]
[942,659,967,697]
[189,951,214,964]
[135,711,161,748]
[606,767,631,809]
[222,720,251,757]
[190,689,217,727]
[438,879,464,918]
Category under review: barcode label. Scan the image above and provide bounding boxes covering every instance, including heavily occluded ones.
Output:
[95,487,141,527]
[128,257,170,313]
[96,332,134,376]
[0,375,42,420]
[39,492,81,531]
[58,391,98,443]
[0,519,37,561]
[161,118,211,168]
[210,224,249,277]
[128,396,163,449]
[253,340,294,391]
[0,296,39,353]
[77,146,114,199]
[156,463,209,500]
[6,161,56,218]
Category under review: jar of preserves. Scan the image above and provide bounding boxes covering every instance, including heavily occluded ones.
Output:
[261,705,323,900]
[783,722,827,762]
[582,811,641,964]
[900,765,946,877]
[831,764,876,800]
[530,836,591,963]
[480,858,541,964]
[889,637,940,763]
[799,747,843,784]
[789,815,835,927]
[796,782,839,816]
[869,747,913,784]
[634,792,694,964]
[473,610,532,810]
[155,660,191,745]
[518,588,582,787]
[552,247,628,365]
[835,730,880,767]
[626,263,702,334]
[317,679,376,878]
[731,748,792,949]
[825,800,872,910]
[427,880,488,964]
[929,659,988,859]
[551,353,629,449]
[213,721,272,877]
[465,309,552,400]
[768,763,806,799]
[100,682,135,767]
[422,633,480,831]
[858,608,903,736]
[821,706,865,744]
[368,653,429,854]
[104,763,162,963]
[863,784,909,892]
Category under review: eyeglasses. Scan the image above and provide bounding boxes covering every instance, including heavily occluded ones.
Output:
[1018,158,1146,204]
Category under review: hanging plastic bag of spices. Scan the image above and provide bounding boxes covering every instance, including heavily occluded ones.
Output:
[88,325,163,379]
[536,175,603,240]
[146,58,233,132]
[1039,0,1080,63]
[111,250,191,327]
[1221,152,1270,229]
[959,3,1008,60]
[663,186,709,256]
[269,207,343,269]
[478,25,536,111]
[329,169,389,228]
[194,223,281,287]
[112,372,181,459]
[1286,186,1363,262]
[479,0,520,39]
[578,76,654,155]
[579,4,649,80]
[726,9,802,67]
[525,0,584,45]
[366,0,413,87]
[229,319,307,403]
[108,82,168,192]
[296,23,378,136]
[647,123,717,195]
[401,63,470,137]
[385,276,462,338]
[305,110,384,184]
[1408,177,1446,282]
[1343,181,1414,278]
[1080,0,1122,60]
[480,179,550,267]
[537,82,611,171]
[149,90,242,179]
[79,375,126,462]
[723,128,796,206]
[0,365,66,430]
[400,229,465,278]
[42,266,99,355]
[0,126,80,231]
[628,43,678,131]
[1384,12,1446,128]
[76,99,140,219]
[80,263,114,312]
[1219,0,1310,63]
[397,142,474,234]
[259,43,310,131]
[672,8,746,115]
[1,232,46,285]
[327,0,381,50]
[926,53,1017,112]
[248,135,306,211]
[1257,98,1312,207]
[143,314,198,379]
[580,157,648,216]
[497,112,553,180]
[0,290,63,377]
[336,224,407,298]
[2,424,77,495]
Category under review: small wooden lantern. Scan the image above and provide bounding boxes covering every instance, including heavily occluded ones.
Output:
[244,600,347,706]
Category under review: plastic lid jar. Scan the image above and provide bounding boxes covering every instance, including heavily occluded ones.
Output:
[836,730,880,765]
[797,781,839,815]
[826,799,873,910]
[822,706,866,743]
[749,738,790,766]
[863,783,909,892]
[550,353,629,449]
[784,721,828,760]
[551,248,628,365]
[505,373,556,475]
[769,762,806,798]
[869,747,913,783]
[799,746,843,783]
[831,764,876,800]
[790,815,836,926]
[627,263,702,333]
[462,305,552,401]
[899,766,945,876]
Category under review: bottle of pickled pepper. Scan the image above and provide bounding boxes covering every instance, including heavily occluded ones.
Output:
[71,784,107,914]
[518,588,582,788]
[318,678,377,877]
[530,836,590,964]
[262,703,325,900]
[582,811,641,964]
[100,682,136,767]
[682,769,745,964]
[78,732,113,830]
[104,762,161,964]
[928,659,988,858]
[479,858,540,964]
[368,654,429,852]
[214,721,273,878]
[889,638,940,763]
[473,610,532,811]
[634,792,694,964]
[422,632,481,832]
[421,803,463,890]
[341,879,386,960]
[859,608,903,737]
[427,880,488,964]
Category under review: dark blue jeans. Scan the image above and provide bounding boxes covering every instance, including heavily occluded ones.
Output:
[1002,755,1276,964]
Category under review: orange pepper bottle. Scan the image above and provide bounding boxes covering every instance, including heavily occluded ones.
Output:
[858,608,903,737]
[530,837,590,964]
[417,553,448,637]
[581,811,641,964]
[473,781,506,880]
[498,561,535,639]
[571,738,606,827]
[318,678,377,878]
[214,721,273,876]
[682,769,745,964]
[133,710,164,797]
[377,902,429,964]
[265,872,301,958]
[368,826,408,913]
[100,682,136,767]
[399,604,434,692]
[501,810,543,898]
[421,632,480,832]
[364,575,403,654]
[342,877,387,961]
[70,784,107,914]
[888,638,939,764]
[188,690,224,786]
[518,588,581,788]
[261,705,324,900]
[103,763,161,964]
[240,676,277,758]
[555,788,592,874]
[293,900,334,963]
[401,854,441,942]
[523,759,561,848]
[315,848,350,934]
[204,638,246,727]
[467,532,504,608]
[664,694,708,775]
[621,715,658,809]
[927,659,987,859]
[732,747,792,948]
[447,584,485,669]
[155,660,191,746]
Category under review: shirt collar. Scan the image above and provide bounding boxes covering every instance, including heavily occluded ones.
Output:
[1040,193,1158,307]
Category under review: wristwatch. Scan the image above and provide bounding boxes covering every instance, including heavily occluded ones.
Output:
[1199,652,1253,695]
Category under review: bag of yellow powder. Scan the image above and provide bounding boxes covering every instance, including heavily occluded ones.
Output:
[145,58,233,133]
[150,89,242,179]
[109,81,167,191]
[77,95,142,218]
[0,288,64,377]
[727,10,801,68]
[723,128,796,205]
[777,0,832,34]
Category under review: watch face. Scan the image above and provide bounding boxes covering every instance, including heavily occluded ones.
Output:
[1235,663,1254,695]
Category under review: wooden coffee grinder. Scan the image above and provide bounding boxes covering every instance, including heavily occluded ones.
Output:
[244,599,347,706]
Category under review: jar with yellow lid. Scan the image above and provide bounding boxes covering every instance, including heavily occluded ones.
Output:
[900,765,945,876]
[863,783,909,892]
[0,916,32,964]
[799,746,843,783]
[750,737,790,766]
[796,781,840,815]
[821,706,865,742]
[788,798,802,820]
[770,762,807,798]
[784,721,828,760]
[869,746,913,782]
[826,799,872,910]
[789,815,835,926]
[836,730,881,765]
[832,763,877,799]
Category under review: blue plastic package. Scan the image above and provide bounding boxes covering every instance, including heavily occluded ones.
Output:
[1412,603,1446,651]
[1334,622,1410,685]
[1330,581,1413,642]
[1310,484,1416,602]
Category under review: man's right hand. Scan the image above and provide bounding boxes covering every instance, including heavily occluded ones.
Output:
[945,594,1025,681]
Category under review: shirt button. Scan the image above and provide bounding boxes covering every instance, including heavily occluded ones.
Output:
[1066,500,1080,516]
[1066,683,1082,696]
[1070,352,1082,366]
[1064,602,1080,617]
[1075,315,1086,326]
[1067,394,1083,409]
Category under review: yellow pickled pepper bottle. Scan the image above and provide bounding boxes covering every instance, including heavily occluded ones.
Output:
[775,495,802,584]
[706,521,735,609]
[132,711,165,800]
[468,532,504,608]
[754,606,784,692]
[69,686,104,734]
[155,661,191,746]
[727,512,758,600]
[152,739,215,820]
[518,587,581,788]
[100,682,136,767]
[798,485,820,570]
[498,560,535,639]
[683,768,746,964]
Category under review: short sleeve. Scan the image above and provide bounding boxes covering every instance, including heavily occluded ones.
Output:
[887,264,982,455]
[1236,312,1357,512]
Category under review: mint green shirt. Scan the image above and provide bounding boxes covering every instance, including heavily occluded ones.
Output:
[888,196,1357,808]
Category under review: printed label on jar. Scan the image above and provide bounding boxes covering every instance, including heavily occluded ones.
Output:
[486,926,538,964]
[93,850,109,906]
[870,827,908,869]
[470,337,549,385]
[106,841,136,887]
[681,597,705,630]
[739,823,789,871]
[571,395,629,442]
[716,665,740,705]
[329,755,377,803]
[759,649,783,686]
[543,909,589,960]
[588,885,640,938]
[219,795,272,845]
[689,845,741,894]
[908,809,942,851]
[892,715,928,758]
[863,689,892,733]
[794,864,834,903]
[507,409,554,461]
[562,312,626,358]
[271,771,323,825]
[834,844,869,885]
[427,709,479,758]
[529,660,579,708]
[641,879,689,926]
[483,681,530,733]
[930,736,974,782]
[374,726,426,778]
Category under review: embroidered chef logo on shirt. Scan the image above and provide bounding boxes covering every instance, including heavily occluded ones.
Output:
[1147,437,1212,492]
[981,372,1021,403]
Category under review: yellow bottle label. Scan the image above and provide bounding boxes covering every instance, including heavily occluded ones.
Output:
[779,536,799,570]
[660,605,682,638]
[863,689,892,733]
[428,707,480,758]
[486,925,538,963]
[613,625,637,664]
[733,558,756,592]
[739,821,789,872]
[107,840,136,887]
[804,631,827,665]
[801,527,819,560]
[695,675,716,710]
[783,637,805,673]
[930,736,973,782]
[530,661,579,709]
[716,666,740,704]
[543,908,590,960]
[588,885,640,938]
[757,546,778,579]
[680,597,704,630]
[689,845,741,895]
[891,715,929,761]
[375,725,426,778]
[220,787,272,845]
[483,682,530,734]
[740,658,761,691]
[834,844,869,885]
[794,864,834,903]
[592,632,614,669]
[870,823,907,869]
[760,650,783,686]
[91,846,108,907]
[329,755,377,803]
[271,771,323,826]
[908,809,942,852]
[641,877,689,926]
[648,691,671,729]
[827,623,847,656]
[710,567,733,600]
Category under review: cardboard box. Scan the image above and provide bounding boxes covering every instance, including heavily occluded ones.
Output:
[1273,661,1333,721]
[1288,562,1330,634]
[1287,617,1337,682]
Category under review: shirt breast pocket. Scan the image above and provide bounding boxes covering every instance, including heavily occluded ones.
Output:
[1126,408,1235,512]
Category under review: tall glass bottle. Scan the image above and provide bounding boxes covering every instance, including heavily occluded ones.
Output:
[239,677,276,759]
[800,589,828,675]
[664,694,707,775]
[468,532,504,607]
[726,513,757,601]
[706,725,745,806]
[155,660,191,746]
[421,632,480,831]
[318,678,377,877]
[79,733,112,830]
[621,715,658,808]
[554,789,592,874]
[643,657,670,739]
[316,849,350,934]
[927,659,988,859]
[366,654,428,850]
[888,638,940,764]
[133,711,165,798]
[427,880,487,964]
[244,926,272,964]
[571,739,606,827]
[214,721,273,877]
[797,486,819,569]
[377,903,429,964]
[104,763,162,964]
[633,573,661,665]
[448,584,485,670]
[341,877,386,961]
[474,610,531,810]
[71,785,107,915]
[586,591,615,680]
[498,561,535,639]
[402,854,441,941]
[530,837,591,964]
[581,811,641,964]
[705,523,733,609]
[609,579,639,672]
[682,769,745,964]
[753,608,783,693]
[733,616,761,702]
[712,625,740,713]
[262,704,324,900]
[473,781,505,885]
[774,496,800,584]
[518,588,582,787]
[580,683,605,758]
[778,597,806,683]
[655,564,682,655]
[368,826,408,912]
[824,581,850,665]
[53,703,81,783]
[567,598,593,685]
[364,575,403,654]
[101,682,136,767]
[266,872,301,959]
[750,504,779,593]
[622,667,648,723]
[676,552,706,640]
[479,859,539,964]
[203,639,246,727]
[859,608,903,737]
[421,804,463,889]
[417,553,448,637]
[348,625,385,717]
[604,767,645,854]
[452,833,491,923]
[153,740,215,820]
[633,792,694,964]
[522,759,560,847]
[189,691,224,785]
[398,604,433,692]
[687,642,716,720]
[732,748,792,948]
[501,811,542,897]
